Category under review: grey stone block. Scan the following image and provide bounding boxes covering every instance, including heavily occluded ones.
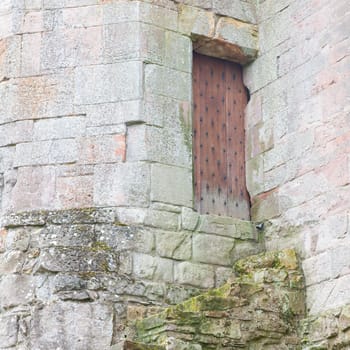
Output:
[74,62,142,105]
[33,116,86,141]
[151,163,192,207]
[61,5,103,28]
[0,275,36,308]
[103,22,140,64]
[127,123,192,167]
[145,64,191,101]
[156,231,192,260]
[10,166,57,211]
[164,31,192,72]
[178,5,215,37]
[215,17,258,59]
[144,210,180,231]
[193,233,235,266]
[215,267,234,287]
[116,207,147,225]
[0,35,21,80]
[14,139,78,166]
[135,228,155,254]
[38,246,119,273]
[197,215,239,238]
[0,120,33,147]
[0,315,18,348]
[102,1,140,25]
[0,250,25,274]
[29,301,113,349]
[213,0,256,23]
[12,71,75,120]
[181,207,199,231]
[82,100,142,127]
[94,162,150,207]
[139,1,178,31]
[133,253,173,283]
[174,261,215,288]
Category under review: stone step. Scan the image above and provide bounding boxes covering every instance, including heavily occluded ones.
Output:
[133,249,305,349]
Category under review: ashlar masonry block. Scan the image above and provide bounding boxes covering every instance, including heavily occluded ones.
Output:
[151,163,192,207]
[94,162,150,208]
[74,61,143,105]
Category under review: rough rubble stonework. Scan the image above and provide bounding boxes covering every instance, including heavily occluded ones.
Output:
[0,0,349,349]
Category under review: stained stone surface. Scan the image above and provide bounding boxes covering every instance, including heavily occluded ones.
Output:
[133,249,306,349]
[0,209,261,349]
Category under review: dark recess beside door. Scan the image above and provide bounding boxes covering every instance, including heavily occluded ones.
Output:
[192,53,250,219]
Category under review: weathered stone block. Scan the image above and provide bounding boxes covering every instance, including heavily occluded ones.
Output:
[116,207,147,225]
[135,228,155,254]
[164,31,192,72]
[213,0,256,23]
[197,215,239,238]
[181,207,199,231]
[0,275,36,308]
[62,5,103,28]
[36,224,96,248]
[14,139,78,167]
[144,210,179,231]
[139,1,178,31]
[145,64,191,101]
[151,164,192,207]
[0,250,25,274]
[174,261,215,288]
[178,5,215,37]
[215,17,258,59]
[215,266,233,287]
[8,72,75,121]
[133,253,173,283]
[193,233,235,266]
[39,246,119,273]
[74,62,142,105]
[103,22,140,64]
[0,120,33,147]
[0,35,21,80]
[339,304,350,331]
[0,314,18,348]
[127,124,191,167]
[94,162,150,207]
[30,302,113,349]
[47,207,117,224]
[78,134,126,164]
[10,166,56,211]
[156,231,191,260]
[74,183,109,221]
[33,115,86,141]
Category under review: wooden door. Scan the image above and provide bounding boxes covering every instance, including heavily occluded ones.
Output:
[192,53,250,219]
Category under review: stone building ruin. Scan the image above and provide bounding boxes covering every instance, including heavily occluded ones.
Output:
[0,0,349,349]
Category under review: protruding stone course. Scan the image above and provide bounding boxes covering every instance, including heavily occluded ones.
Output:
[133,249,305,349]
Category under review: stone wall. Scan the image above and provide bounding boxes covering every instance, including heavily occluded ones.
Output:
[0,1,262,348]
[0,0,257,216]
[1,0,350,348]
[0,208,261,348]
[244,0,350,315]
[133,249,305,349]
